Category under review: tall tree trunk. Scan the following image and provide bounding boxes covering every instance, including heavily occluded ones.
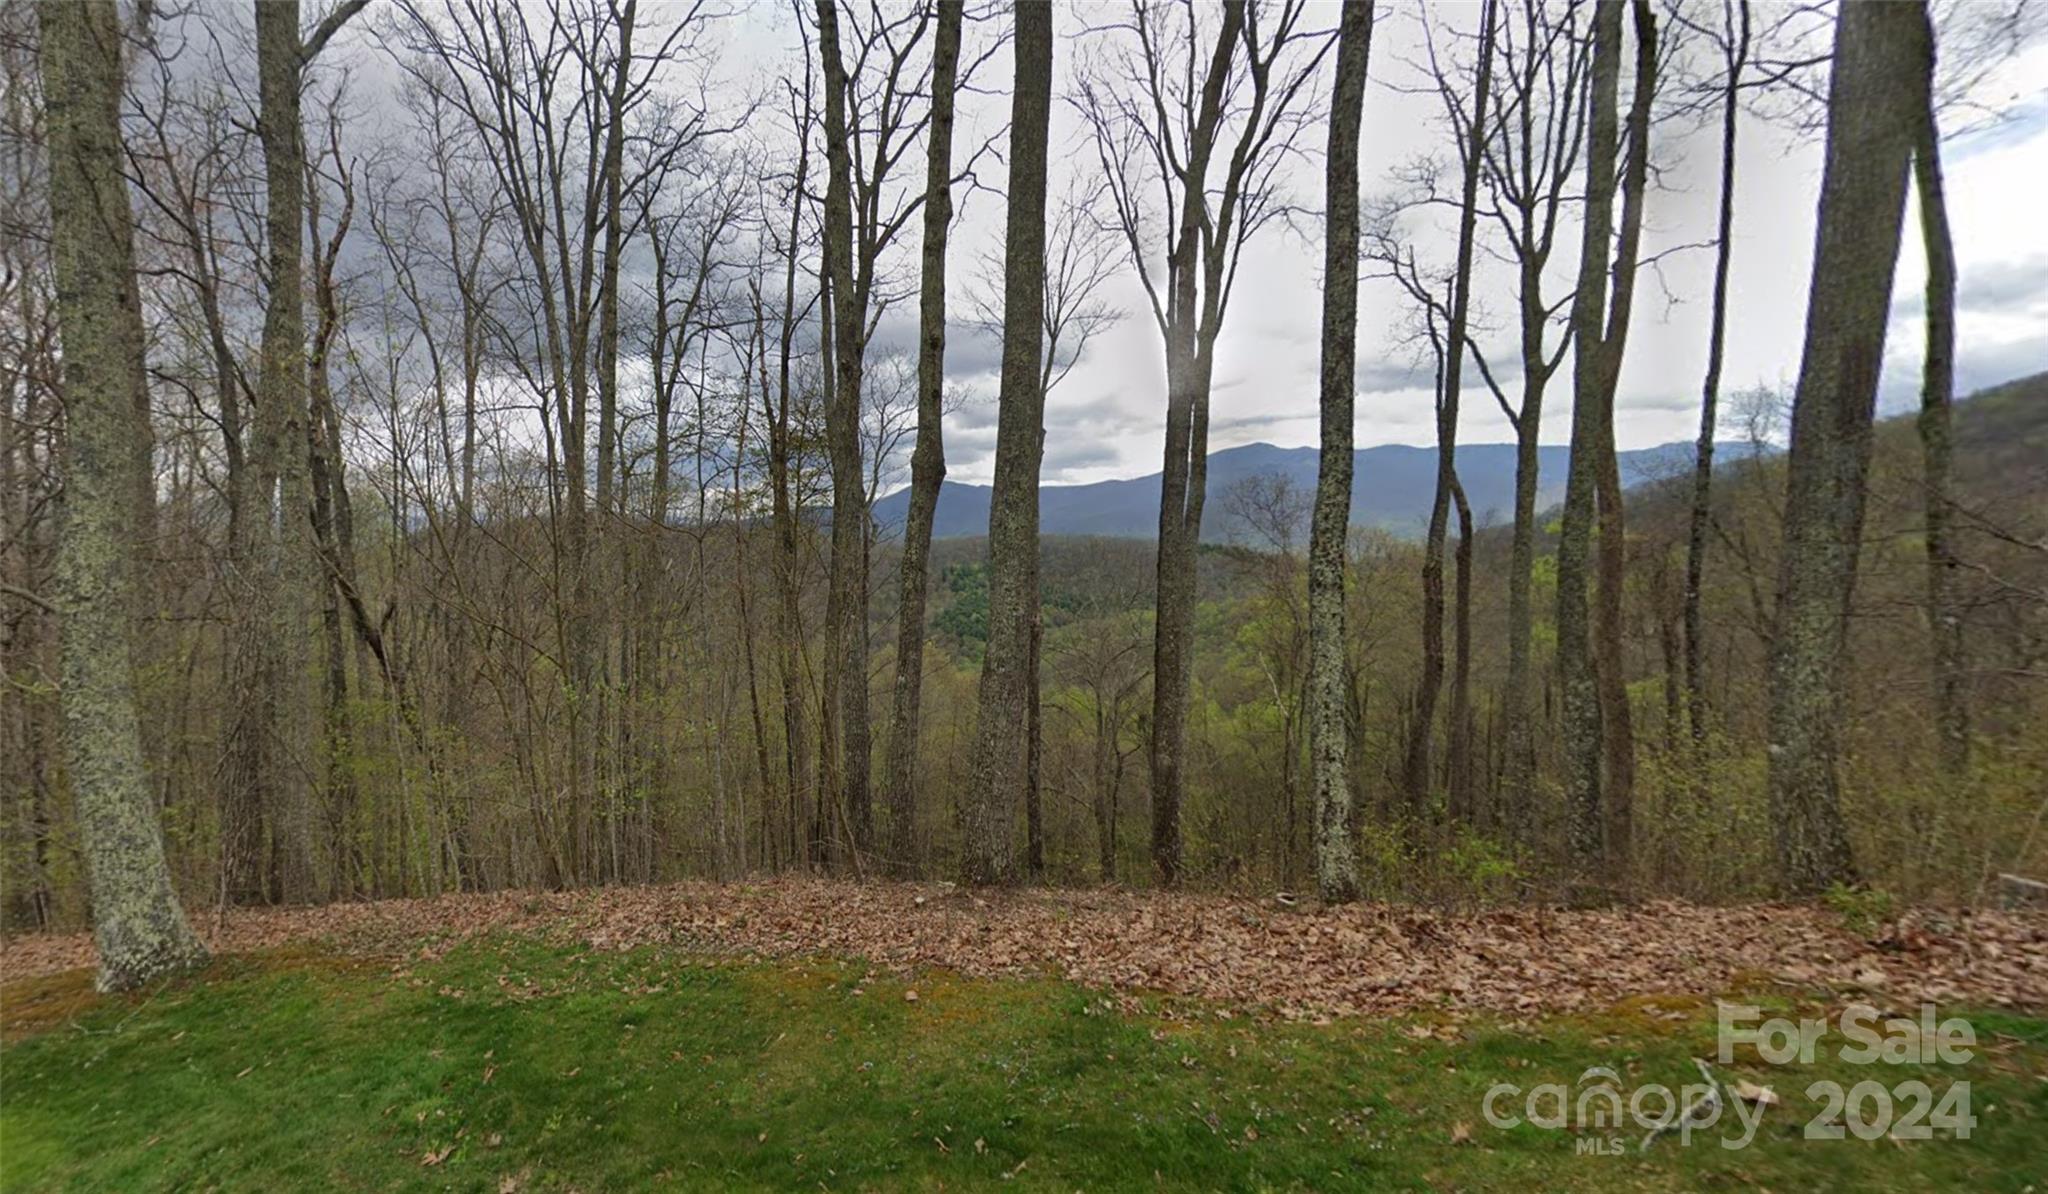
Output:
[1496,2,1581,829]
[1767,0,1925,894]
[1405,0,1496,813]
[815,0,873,860]
[591,0,635,879]
[39,0,208,991]
[1559,0,1651,885]
[882,0,962,878]
[1309,0,1375,904]
[307,169,357,900]
[253,0,320,903]
[1597,0,1655,877]
[1557,0,1624,880]
[1148,0,1245,887]
[961,0,1052,886]
[764,95,814,870]
[1684,0,1748,799]
[1914,44,1966,777]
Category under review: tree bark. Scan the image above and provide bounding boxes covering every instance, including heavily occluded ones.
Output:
[1148,0,1245,888]
[1594,0,1655,876]
[1309,0,1375,904]
[1556,0,1623,880]
[1448,471,1474,822]
[39,0,208,991]
[1767,0,1925,894]
[1557,0,1651,885]
[1405,0,1495,813]
[1496,1,1585,827]
[251,0,323,903]
[961,0,1052,886]
[1914,39,1966,777]
[815,0,875,860]
[881,0,962,878]
[1684,0,1748,800]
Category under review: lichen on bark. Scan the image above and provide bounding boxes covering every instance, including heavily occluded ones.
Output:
[39,0,208,993]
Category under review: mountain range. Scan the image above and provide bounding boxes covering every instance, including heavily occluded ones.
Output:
[873,439,1757,541]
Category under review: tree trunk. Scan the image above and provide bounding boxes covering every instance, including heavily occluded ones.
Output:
[1767,0,1925,894]
[815,0,873,860]
[1405,0,1496,813]
[1309,0,1375,904]
[1558,0,1651,886]
[1594,0,1656,878]
[1501,363,1543,819]
[1556,0,1624,879]
[961,0,1052,886]
[1449,471,1474,823]
[253,0,320,903]
[1148,1,1245,888]
[1684,0,1748,800]
[39,0,208,991]
[1914,45,1966,777]
[882,0,962,878]
[307,166,357,900]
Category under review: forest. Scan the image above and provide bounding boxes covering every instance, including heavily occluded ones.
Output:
[3,0,2048,1186]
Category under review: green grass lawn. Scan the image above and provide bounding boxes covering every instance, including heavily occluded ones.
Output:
[2,938,2043,1191]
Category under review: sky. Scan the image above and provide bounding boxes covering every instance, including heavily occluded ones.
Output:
[303,1,2048,493]
[745,2,2048,488]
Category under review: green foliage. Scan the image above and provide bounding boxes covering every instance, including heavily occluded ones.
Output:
[5,943,2043,1190]
[1439,829,1524,902]
[933,561,989,648]
[1823,882,1897,937]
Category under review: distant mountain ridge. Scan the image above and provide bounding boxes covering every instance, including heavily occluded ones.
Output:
[875,439,1753,541]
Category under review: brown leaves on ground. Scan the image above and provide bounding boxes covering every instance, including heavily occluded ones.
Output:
[3,880,2043,1020]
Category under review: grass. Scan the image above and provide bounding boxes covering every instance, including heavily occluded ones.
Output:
[2,938,2043,1191]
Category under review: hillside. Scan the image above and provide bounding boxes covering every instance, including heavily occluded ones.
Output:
[875,438,1745,541]
[879,370,2048,543]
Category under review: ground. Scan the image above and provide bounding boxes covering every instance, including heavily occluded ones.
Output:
[3,881,2046,1190]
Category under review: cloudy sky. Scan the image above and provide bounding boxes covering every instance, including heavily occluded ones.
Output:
[727,2,2048,487]
[316,1,2047,491]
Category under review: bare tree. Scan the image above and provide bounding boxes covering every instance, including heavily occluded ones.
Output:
[1472,0,1589,823]
[880,0,962,878]
[966,180,1125,878]
[813,0,989,861]
[235,0,370,903]
[1079,0,1332,885]
[1556,0,1652,888]
[1401,0,1497,817]
[1679,0,1750,800]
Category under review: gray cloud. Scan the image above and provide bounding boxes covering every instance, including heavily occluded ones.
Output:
[1043,436,1126,479]
[1894,255,2048,321]
[1877,333,2048,414]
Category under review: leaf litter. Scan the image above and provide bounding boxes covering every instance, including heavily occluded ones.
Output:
[3,879,2043,1020]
